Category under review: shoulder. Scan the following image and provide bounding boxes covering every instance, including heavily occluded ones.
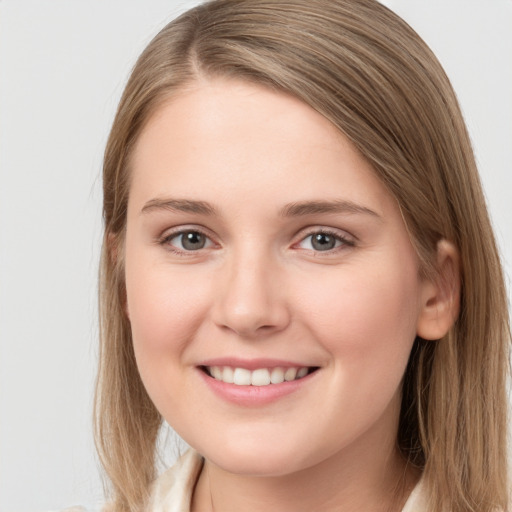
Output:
[148,449,204,512]
[401,476,427,512]
[50,451,202,512]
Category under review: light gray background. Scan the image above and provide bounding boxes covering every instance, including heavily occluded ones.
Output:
[0,1,510,511]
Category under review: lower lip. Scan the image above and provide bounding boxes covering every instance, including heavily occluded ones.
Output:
[197,368,317,406]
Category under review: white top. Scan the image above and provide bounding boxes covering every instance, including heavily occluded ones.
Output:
[148,449,428,512]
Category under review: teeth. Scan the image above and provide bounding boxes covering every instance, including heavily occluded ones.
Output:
[297,367,308,378]
[233,368,251,385]
[284,367,298,381]
[206,366,311,386]
[211,366,223,380]
[251,368,270,386]
[222,366,234,384]
[270,367,285,384]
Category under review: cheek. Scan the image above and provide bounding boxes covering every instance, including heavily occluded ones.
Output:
[124,255,211,384]
[291,258,422,441]
[296,255,421,375]
[124,261,216,426]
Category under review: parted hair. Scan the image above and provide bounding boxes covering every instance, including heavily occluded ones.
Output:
[95,1,510,510]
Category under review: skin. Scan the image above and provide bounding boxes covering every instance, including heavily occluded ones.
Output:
[124,78,457,511]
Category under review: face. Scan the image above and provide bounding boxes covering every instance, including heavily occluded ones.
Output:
[124,78,430,477]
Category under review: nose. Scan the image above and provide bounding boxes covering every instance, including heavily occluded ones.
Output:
[211,248,290,338]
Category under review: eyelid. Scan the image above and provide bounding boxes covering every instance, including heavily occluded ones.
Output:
[157,225,218,253]
[292,226,356,252]
[155,224,356,255]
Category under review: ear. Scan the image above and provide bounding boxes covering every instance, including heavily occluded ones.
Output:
[416,239,460,340]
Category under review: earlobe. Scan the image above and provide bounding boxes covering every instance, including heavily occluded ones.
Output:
[416,239,460,340]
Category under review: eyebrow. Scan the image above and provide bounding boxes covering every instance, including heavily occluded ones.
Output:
[141,197,380,219]
[279,199,380,218]
[141,198,218,216]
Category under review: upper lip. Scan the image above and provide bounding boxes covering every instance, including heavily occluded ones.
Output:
[198,357,318,371]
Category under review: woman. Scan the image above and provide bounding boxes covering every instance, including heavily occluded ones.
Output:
[94,1,510,510]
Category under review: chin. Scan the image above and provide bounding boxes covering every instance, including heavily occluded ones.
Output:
[195,436,312,477]
[212,452,306,477]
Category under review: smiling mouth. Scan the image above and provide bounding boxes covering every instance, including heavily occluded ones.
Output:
[201,366,319,386]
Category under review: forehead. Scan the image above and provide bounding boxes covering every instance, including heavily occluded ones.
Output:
[132,78,345,161]
[128,78,395,217]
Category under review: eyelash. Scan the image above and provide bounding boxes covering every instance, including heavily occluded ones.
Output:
[158,227,214,256]
[158,227,355,256]
[296,228,355,253]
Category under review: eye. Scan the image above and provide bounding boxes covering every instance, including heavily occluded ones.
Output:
[164,230,213,251]
[298,230,353,252]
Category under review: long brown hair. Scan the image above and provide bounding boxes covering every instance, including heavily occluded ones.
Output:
[95,1,510,510]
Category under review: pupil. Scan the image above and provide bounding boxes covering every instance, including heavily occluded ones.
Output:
[312,233,335,251]
[182,232,205,250]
